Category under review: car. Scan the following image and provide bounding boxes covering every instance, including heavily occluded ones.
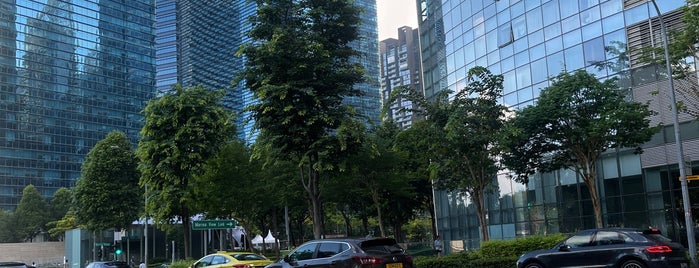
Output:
[0,262,30,268]
[191,251,273,268]
[85,261,131,268]
[516,228,690,268]
[264,237,413,268]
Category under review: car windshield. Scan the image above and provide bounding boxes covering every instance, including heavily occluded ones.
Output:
[0,262,27,268]
[231,253,266,261]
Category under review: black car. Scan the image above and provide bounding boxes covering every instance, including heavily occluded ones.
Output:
[0,262,30,268]
[85,261,131,268]
[265,237,413,268]
[517,228,690,268]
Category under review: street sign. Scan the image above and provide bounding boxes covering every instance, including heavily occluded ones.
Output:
[679,175,699,181]
[192,220,237,230]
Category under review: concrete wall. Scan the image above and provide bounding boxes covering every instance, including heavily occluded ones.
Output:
[0,242,64,267]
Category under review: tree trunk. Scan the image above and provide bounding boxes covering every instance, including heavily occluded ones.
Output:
[582,167,603,228]
[370,188,386,237]
[428,193,437,240]
[301,163,323,239]
[182,209,191,259]
[473,188,489,241]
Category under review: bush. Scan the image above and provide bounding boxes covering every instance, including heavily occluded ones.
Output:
[166,259,196,268]
[479,233,567,259]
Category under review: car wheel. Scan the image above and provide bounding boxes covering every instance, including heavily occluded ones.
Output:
[620,260,645,268]
[524,262,543,268]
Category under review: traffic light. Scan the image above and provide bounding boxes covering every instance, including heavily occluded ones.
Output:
[115,247,122,255]
[97,247,103,258]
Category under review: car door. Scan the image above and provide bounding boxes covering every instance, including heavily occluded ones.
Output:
[192,256,214,268]
[538,230,595,267]
[588,230,635,267]
[208,254,230,268]
[316,242,352,268]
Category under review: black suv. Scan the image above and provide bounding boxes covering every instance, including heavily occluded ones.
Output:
[265,237,413,268]
[517,228,690,268]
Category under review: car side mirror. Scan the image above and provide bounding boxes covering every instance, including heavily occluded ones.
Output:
[283,255,297,266]
[558,245,571,252]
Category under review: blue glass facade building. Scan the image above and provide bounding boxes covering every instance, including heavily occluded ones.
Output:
[418,0,699,251]
[349,0,381,125]
[0,0,155,210]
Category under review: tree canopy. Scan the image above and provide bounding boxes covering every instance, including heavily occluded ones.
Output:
[15,184,48,242]
[239,0,365,239]
[136,84,235,258]
[73,130,141,231]
[502,70,657,228]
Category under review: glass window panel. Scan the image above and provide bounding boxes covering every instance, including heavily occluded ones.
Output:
[561,14,580,34]
[500,44,514,62]
[502,56,515,72]
[562,28,582,47]
[512,15,527,39]
[527,7,543,31]
[545,36,563,54]
[542,0,560,26]
[498,9,511,25]
[583,37,605,66]
[531,58,548,83]
[581,21,602,41]
[516,65,532,88]
[485,16,498,33]
[559,0,579,19]
[504,92,518,105]
[620,154,641,177]
[621,175,643,194]
[579,0,599,10]
[475,36,486,57]
[547,51,565,75]
[603,156,619,179]
[526,0,541,11]
[600,0,622,18]
[464,42,475,64]
[580,6,601,26]
[503,70,516,95]
[515,50,529,67]
[513,37,529,53]
[510,0,525,18]
[564,44,585,71]
[528,29,544,46]
[624,4,649,26]
[487,50,500,66]
[544,23,561,41]
[518,86,533,102]
[624,194,647,212]
[529,42,546,60]
[486,29,498,51]
[498,24,514,47]
[602,12,624,33]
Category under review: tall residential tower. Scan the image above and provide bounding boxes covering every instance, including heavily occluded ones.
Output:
[380,26,422,128]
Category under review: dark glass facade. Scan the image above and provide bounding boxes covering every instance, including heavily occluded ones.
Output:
[420,0,699,252]
[0,0,155,210]
[349,0,381,125]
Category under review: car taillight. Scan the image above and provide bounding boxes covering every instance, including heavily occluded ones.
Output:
[231,265,251,268]
[352,256,383,265]
[646,245,673,253]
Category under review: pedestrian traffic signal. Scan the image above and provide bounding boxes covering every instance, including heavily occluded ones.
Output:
[115,247,122,255]
[97,247,103,258]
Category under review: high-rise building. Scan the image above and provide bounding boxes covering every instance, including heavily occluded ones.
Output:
[348,0,382,125]
[155,0,257,141]
[156,0,379,142]
[419,0,698,250]
[380,26,422,128]
[0,0,156,210]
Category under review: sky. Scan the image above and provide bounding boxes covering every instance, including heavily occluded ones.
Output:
[376,0,419,41]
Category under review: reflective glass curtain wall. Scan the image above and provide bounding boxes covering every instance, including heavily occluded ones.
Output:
[0,0,156,210]
[424,0,695,251]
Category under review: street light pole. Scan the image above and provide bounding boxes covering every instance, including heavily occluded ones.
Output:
[649,0,696,264]
[145,184,149,268]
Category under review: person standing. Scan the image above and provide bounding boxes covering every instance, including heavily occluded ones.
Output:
[433,235,443,257]
[139,261,146,268]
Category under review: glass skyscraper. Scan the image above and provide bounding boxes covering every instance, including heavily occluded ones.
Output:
[0,0,155,210]
[419,0,699,251]
[349,0,381,125]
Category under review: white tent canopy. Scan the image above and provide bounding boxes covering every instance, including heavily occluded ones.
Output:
[251,230,279,248]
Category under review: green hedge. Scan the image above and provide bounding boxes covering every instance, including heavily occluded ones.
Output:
[413,234,567,268]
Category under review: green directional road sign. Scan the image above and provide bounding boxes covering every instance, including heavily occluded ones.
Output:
[192,220,238,230]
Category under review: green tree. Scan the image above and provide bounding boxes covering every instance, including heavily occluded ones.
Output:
[74,131,141,231]
[15,184,49,242]
[239,0,365,239]
[0,209,20,242]
[437,67,509,241]
[502,70,657,228]
[137,84,235,258]
[46,187,72,241]
[47,210,80,240]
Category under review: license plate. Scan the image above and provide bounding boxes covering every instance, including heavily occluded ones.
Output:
[386,263,403,268]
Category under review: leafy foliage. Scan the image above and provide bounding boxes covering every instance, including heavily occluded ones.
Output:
[137,84,235,258]
[0,209,20,242]
[502,70,657,227]
[239,0,365,239]
[15,185,49,242]
[74,131,141,231]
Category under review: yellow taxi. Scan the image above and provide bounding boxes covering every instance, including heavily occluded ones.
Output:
[190,251,273,268]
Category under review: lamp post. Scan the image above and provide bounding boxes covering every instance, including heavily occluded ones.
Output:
[649,0,696,264]
[144,184,149,268]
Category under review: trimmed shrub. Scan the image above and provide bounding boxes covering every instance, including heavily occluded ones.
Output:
[479,233,567,259]
[167,259,196,268]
